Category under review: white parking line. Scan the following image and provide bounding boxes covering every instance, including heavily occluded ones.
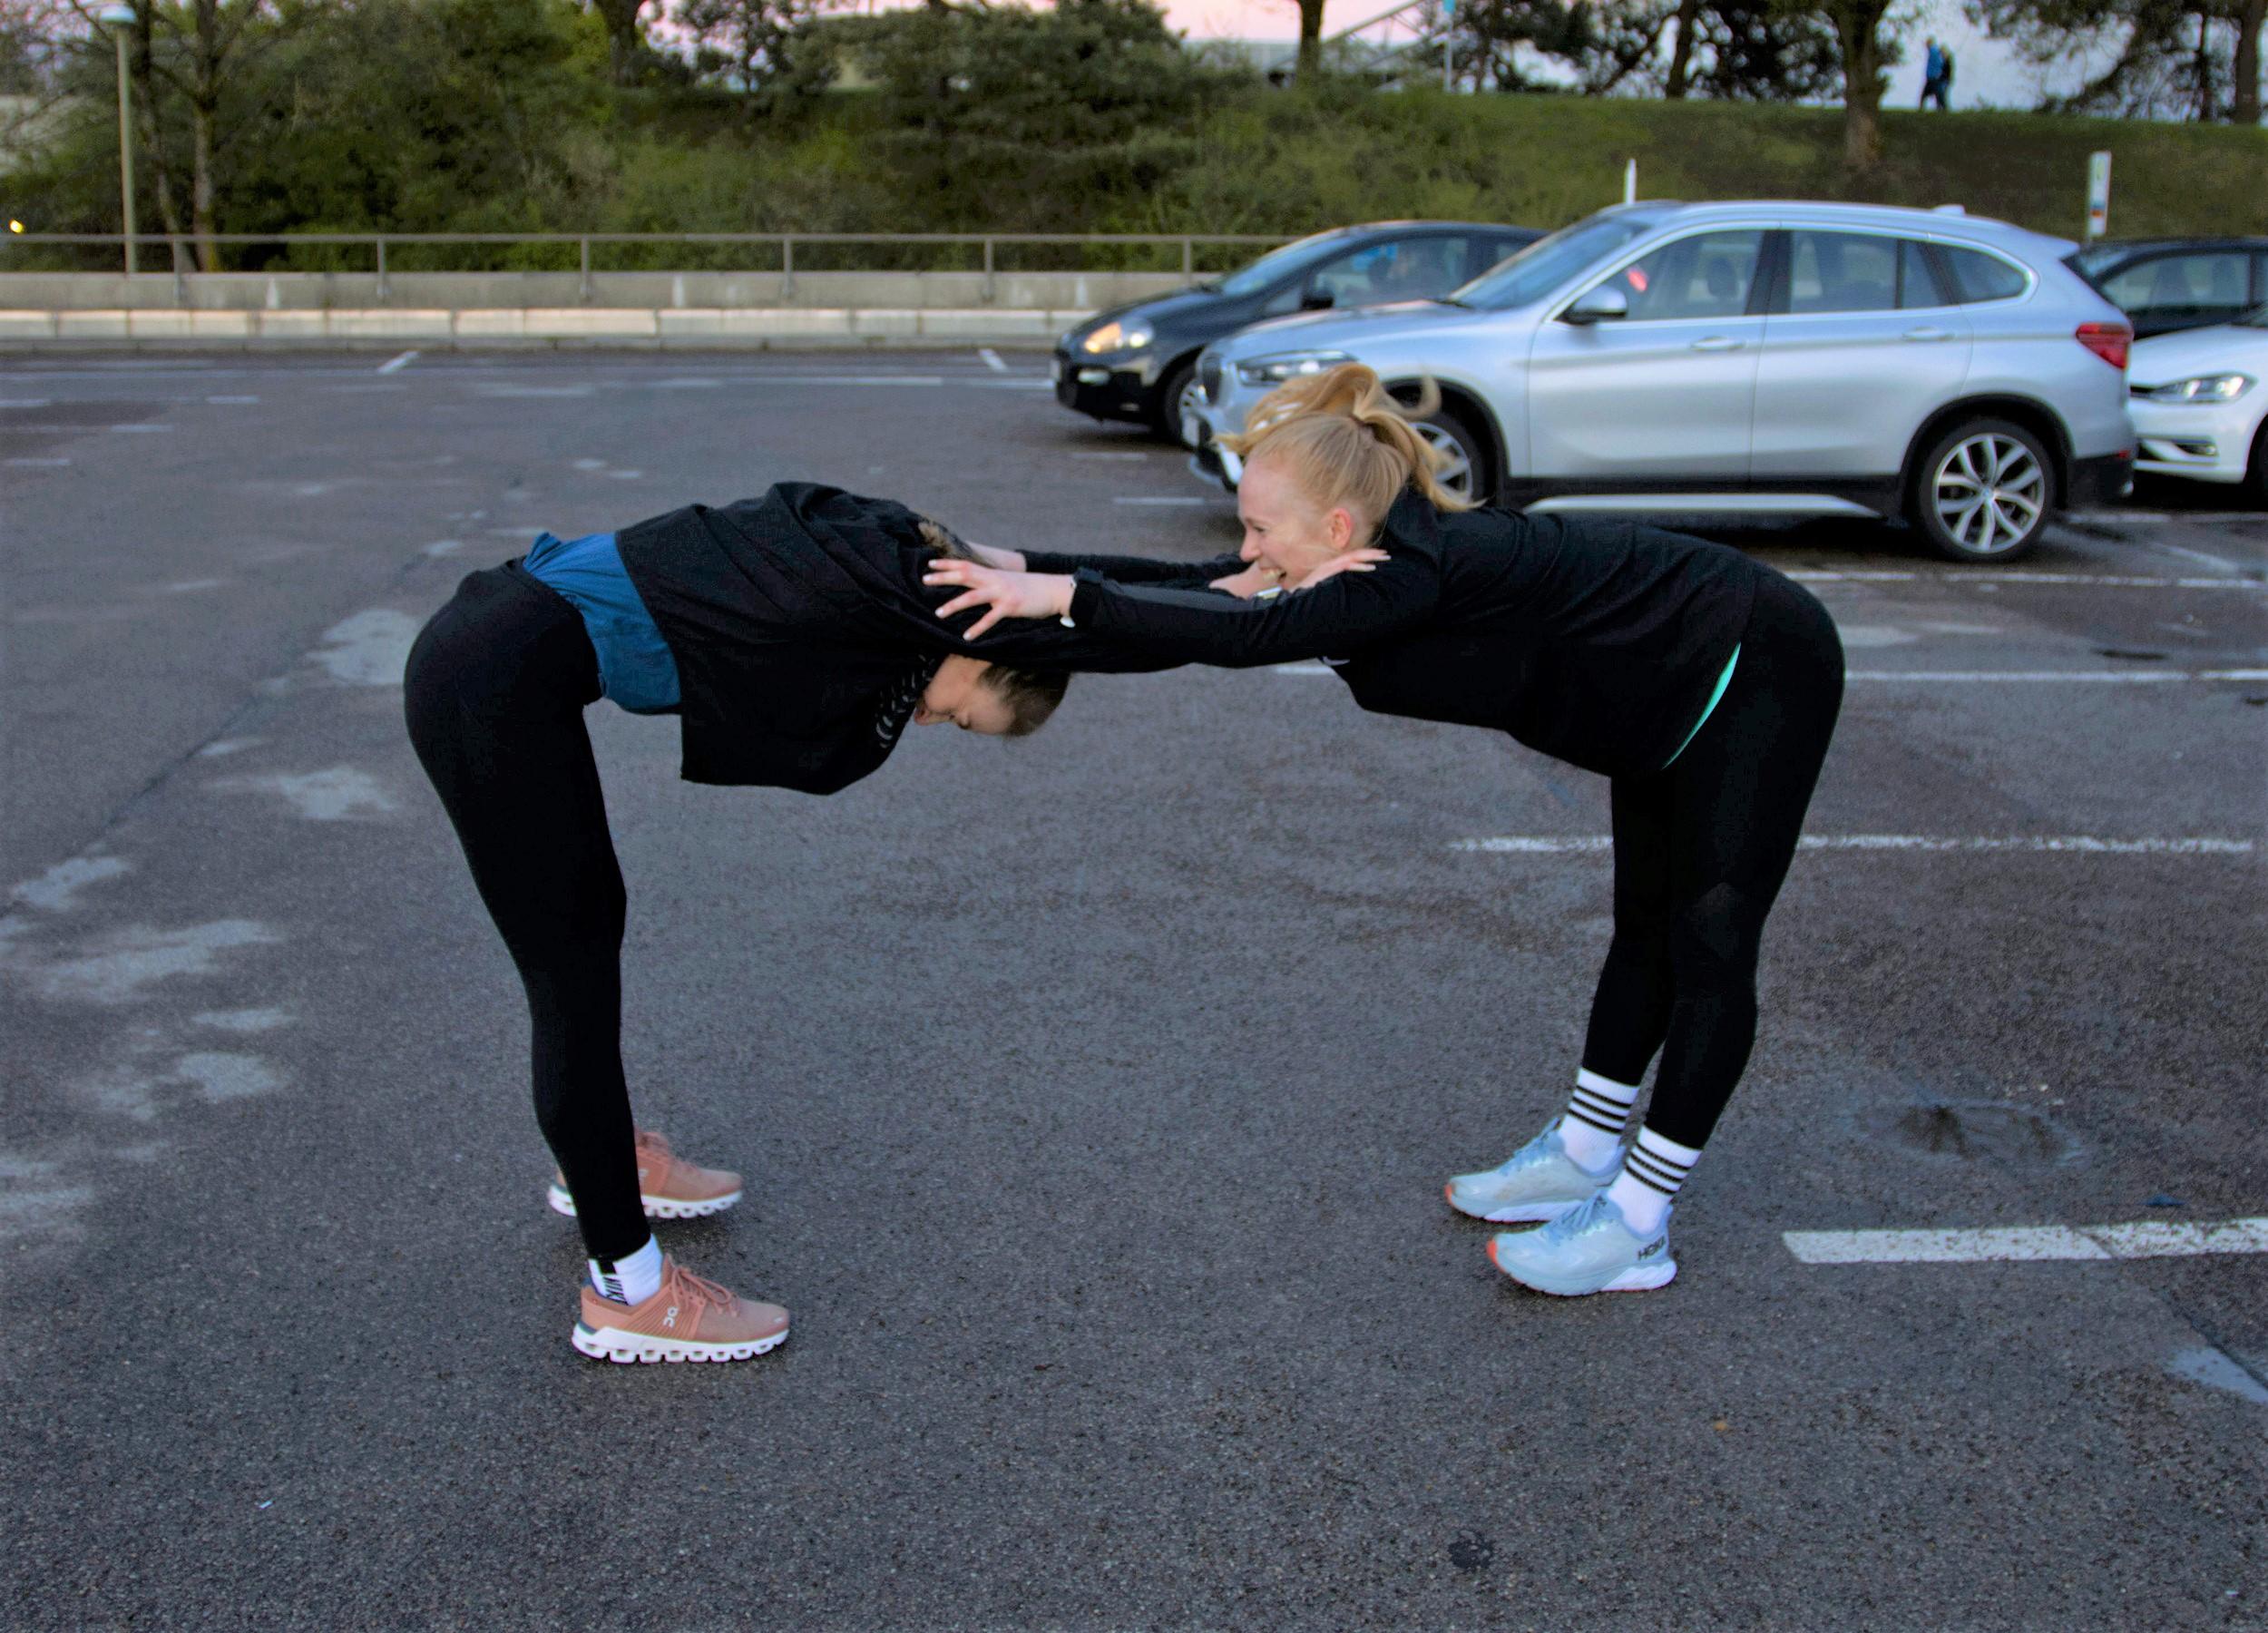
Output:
[978,347,1008,373]
[376,350,419,375]
[1450,835,2256,856]
[1114,495,1209,506]
[1849,669,2268,682]
[108,423,171,433]
[1072,452,1151,461]
[205,395,259,405]
[1784,1217,2268,1264]
[1790,571,2258,590]
[2153,540,2244,572]
[1274,663,2268,682]
[0,398,53,408]
[5,456,70,467]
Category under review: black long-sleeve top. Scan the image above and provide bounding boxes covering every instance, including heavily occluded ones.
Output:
[617,483,1184,792]
[1027,488,1762,781]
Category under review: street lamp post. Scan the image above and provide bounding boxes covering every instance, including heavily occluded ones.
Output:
[98,4,138,277]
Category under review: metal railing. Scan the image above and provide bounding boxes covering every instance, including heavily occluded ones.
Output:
[0,231,1295,305]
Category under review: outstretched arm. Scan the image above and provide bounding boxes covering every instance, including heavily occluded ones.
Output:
[923,548,1429,666]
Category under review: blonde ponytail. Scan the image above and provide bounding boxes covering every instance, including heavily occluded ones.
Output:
[1218,363,1471,538]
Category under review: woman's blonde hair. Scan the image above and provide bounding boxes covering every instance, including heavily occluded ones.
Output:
[1218,363,1472,538]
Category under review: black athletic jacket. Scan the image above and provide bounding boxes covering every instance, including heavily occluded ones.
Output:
[616,483,1171,793]
[1026,488,1763,781]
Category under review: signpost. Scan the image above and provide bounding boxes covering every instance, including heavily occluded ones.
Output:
[2086,151,2111,240]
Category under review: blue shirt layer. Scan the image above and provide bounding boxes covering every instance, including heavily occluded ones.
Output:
[521,531,682,713]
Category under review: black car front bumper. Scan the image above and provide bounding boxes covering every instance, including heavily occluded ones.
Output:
[1051,348,1158,425]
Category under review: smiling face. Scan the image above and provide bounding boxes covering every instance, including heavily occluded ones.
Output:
[1237,452,1368,589]
[913,654,1019,736]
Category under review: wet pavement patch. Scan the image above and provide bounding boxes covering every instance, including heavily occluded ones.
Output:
[1867,1100,2084,1169]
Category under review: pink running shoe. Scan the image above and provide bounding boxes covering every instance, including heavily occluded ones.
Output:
[547,1129,742,1221]
[572,1257,789,1364]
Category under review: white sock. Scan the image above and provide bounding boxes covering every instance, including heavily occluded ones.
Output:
[589,1236,663,1305]
[1558,1067,1641,1174]
[1605,1128,1701,1237]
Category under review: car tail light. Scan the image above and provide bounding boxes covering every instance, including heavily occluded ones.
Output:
[2076,322,2130,370]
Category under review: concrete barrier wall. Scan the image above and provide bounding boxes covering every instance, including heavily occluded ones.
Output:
[0,269,1189,311]
[0,305,1110,349]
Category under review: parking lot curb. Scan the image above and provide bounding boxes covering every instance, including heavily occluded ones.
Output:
[0,308,1079,351]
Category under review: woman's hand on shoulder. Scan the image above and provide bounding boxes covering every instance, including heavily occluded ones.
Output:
[1295,547,1389,590]
[923,559,1072,640]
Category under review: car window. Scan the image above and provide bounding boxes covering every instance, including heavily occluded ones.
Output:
[1214,230,1358,298]
[1590,230,1765,321]
[2100,250,2254,322]
[1305,236,1479,308]
[1785,231,1900,314]
[1454,213,1661,310]
[1900,240,1951,308]
[1939,246,2030,304]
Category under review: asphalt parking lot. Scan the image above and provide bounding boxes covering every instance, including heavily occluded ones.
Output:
[4,350,2264,1631]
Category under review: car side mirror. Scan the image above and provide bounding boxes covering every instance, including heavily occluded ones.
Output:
[1301,286,1336,311]
[1561,286,1628,325]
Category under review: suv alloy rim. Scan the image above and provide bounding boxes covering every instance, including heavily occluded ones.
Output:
[1932,432,2045,555]
[1417,423,1474,499]
[1176,375,1206,445]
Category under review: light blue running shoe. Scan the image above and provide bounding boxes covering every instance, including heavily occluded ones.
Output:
[1487,1190,1676,1296]
[1442,1118,1618,1225]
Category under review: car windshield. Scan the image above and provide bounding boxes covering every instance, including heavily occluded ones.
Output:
[2067,245,2122,279]
[1214,230,1363,297]
[1450,213,1662,311]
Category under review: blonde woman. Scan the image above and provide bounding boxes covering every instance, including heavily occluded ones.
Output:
[925,367,1844,1297]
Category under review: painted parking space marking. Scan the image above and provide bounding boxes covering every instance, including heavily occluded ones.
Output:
[0,398,54,408]
[978,347,1008,373]
[5,456,70,467]
[376,350,419,375]
[1278,661,2268,683]
[1784,1217,2268,1264]
[205,395,259,405]
[1114,495,1209,506]
[1449,836,2256,856]
[1789,570,2259,590]
[1848,669,2268,682]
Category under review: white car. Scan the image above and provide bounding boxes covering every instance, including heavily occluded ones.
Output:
[2126,308,2268,503]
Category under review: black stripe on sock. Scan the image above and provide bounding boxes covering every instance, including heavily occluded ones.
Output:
[1626,1150,1690,1191]
[1565,1105,1628,1136]
[1626,1164,1683,1197]
[1569,1089,1634,1123]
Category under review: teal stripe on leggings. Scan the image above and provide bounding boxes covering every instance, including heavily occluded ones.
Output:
[1662,645,1741,769]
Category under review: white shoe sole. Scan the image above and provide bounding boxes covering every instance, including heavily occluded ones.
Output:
[1487,1237,1679,1296]
[572,1320,788,1364]
[548,1183,742,1221]
[1443,1181,1589,1225]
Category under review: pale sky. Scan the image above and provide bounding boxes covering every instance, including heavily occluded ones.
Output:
[1157,0,2099,111]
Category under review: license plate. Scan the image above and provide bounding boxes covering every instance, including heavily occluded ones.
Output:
[1180,411,1204,447]
[1050,358,1064,385]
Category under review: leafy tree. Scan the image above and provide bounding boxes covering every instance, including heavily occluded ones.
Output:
[1452,0,1677,93]
[1968,0,2263,123]
[673,0,832,105]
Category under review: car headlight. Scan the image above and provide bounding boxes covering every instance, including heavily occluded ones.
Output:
[2144,373,2254,404]
[1235,350,1355,386]
[1081,321,1153,355]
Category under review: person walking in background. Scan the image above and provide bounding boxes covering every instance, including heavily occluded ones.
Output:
[1921,37,1954,109]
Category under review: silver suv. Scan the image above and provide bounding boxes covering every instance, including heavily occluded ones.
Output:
[1189,201,2137,562]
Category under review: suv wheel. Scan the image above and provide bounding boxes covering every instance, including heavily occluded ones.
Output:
[1413,405,1491,504]
[1910,418,2054,562]
[1152,359,1202,445]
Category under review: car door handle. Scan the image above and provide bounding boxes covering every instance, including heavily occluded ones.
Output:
[1690,337,1744,352]
[1903,327,1953,341]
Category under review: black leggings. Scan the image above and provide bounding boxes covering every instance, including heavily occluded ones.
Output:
[404,563,650,1260]
[1579,566,1844,1149]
